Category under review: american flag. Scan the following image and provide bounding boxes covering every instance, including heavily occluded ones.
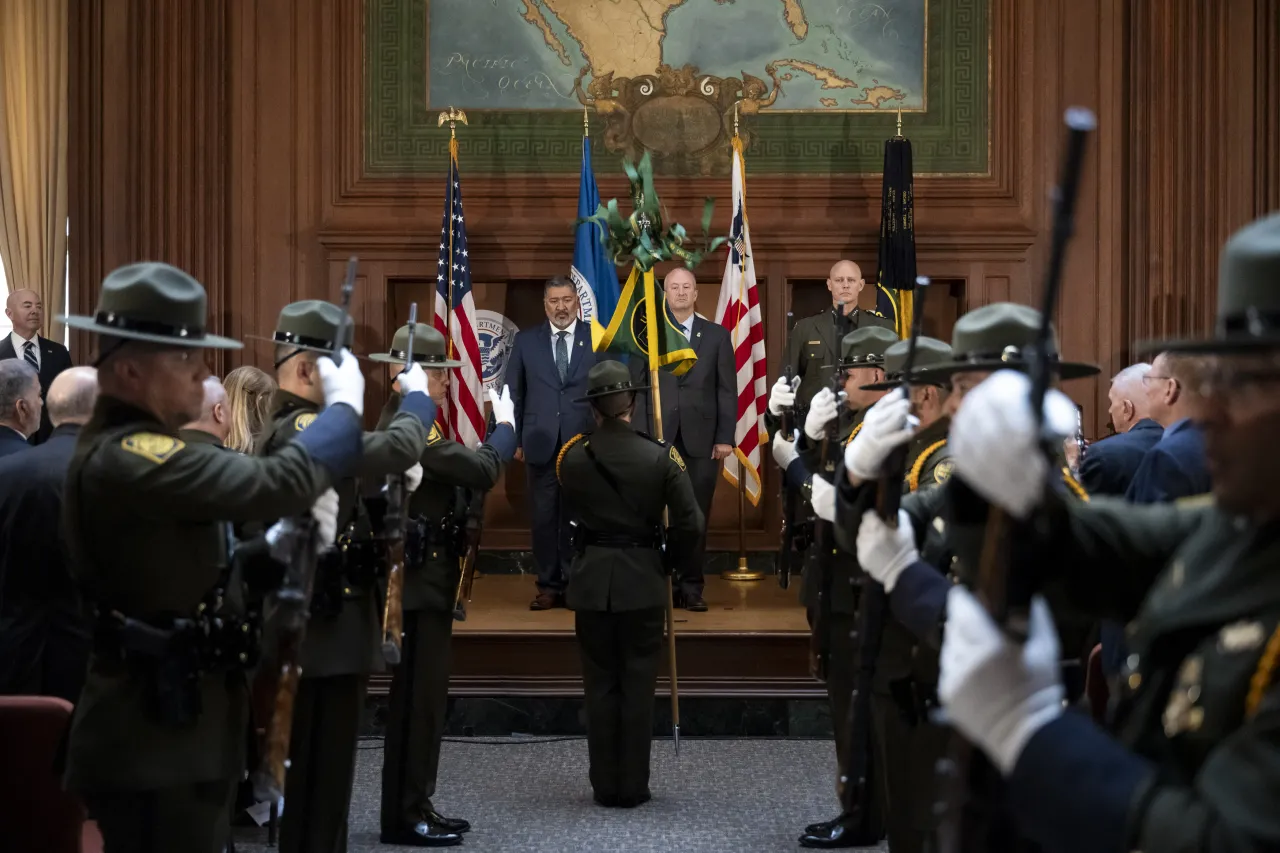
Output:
[714,136,768,506]
[434,147,484,448]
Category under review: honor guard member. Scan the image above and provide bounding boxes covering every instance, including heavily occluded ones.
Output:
[783,260,894,412]
[371,324,517,848]
[770,324,895,849]
[824,336,955,853]
[922,213,1280,853]
[262,300,436,853]
[57,263,368,852]
[836,302,1097,853]
[557,361,703,808]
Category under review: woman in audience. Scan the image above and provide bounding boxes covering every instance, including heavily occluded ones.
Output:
[223,365,277,454]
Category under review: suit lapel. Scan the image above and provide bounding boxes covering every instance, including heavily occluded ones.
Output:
[567,323,588,381]
[537,322,558,384]
[0,335,15,361]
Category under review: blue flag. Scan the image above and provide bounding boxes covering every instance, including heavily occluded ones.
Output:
[570,138,620,328]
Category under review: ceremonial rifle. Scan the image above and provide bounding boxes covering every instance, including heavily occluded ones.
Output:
[776,313,800,591]
[452,489,486,621]
[808,301,850,681]
[935,109,1095,853]
[381,303,418,664]
[253,256,358,802]
[837,277,929,817]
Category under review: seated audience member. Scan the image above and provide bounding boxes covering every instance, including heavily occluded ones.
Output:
[1078,362,1163,496]
[0,360,42,458]
[223,365,277,454]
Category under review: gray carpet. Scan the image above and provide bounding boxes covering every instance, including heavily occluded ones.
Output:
[234,736,887,853]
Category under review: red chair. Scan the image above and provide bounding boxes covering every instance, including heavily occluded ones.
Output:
[0,696,101,853]
[1084,643,1109,723]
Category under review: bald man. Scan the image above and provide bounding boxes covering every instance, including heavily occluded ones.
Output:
[0,366,99,701]
[1,288,74,444]
[783,261,894,412]
[1078,362,1164,497]
[181,375,232,447]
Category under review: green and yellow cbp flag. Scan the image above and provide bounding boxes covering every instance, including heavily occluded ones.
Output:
[591,265,697,376]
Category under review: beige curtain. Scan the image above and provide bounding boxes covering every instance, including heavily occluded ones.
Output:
[0,0,68,339]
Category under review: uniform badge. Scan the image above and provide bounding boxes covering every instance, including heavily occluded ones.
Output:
[121,432,185,465]
[427,424,445,445]
[1218,620,1265,653]
[1162,655,1205,737]
[294,412,317,431]
[934,461,954,484]
[669,446,686,472]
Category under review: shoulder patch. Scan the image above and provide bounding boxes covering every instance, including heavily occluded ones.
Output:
[121,432,185,465]
[934,460,953,484]
[294,412,317,432]
[427,423,446,446]
[669,445,686,472]
[556,433,587,483]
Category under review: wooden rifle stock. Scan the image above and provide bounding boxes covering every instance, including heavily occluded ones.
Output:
[254,256,358,801]
[453,492,486,621]
[381,302,418,665]
[935,110,1095,853]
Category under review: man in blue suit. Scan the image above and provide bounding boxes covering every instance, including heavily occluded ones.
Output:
[1124,351,1211,503]
[1078,362,1164,496]
[0,360,42,459]
[507,276,603,609]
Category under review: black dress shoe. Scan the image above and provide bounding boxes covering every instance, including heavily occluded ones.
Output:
[379,820,463,847]
[803,816,840,835]
[593,792,620,808]
[798,821,880,849]
[425,810,470,834]
[682,594,708,612]
[615,790,652,808]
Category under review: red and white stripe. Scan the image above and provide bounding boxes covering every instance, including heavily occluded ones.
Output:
[433,290,484,448]
[714,140,768,506]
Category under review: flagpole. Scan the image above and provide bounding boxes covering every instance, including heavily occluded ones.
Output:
[722,117,763,582]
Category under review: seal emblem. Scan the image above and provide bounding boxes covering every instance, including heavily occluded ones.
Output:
[476,309,519,393]
[569,265,598,326]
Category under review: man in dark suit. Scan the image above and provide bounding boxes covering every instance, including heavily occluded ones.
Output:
[1125,351,1212,503]
[631,268,734,611]
[1078,362,1164,496]
[0,366,99,702]
[2,289,74,444]
[784,260,895,412]
[0,359,42,458]
[506,275,602,610]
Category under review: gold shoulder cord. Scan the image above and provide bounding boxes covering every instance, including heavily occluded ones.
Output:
[1062,467,1089,502]
[1246,623,1280,719]
[556,433,586,483]
[907,439,948,493]
[843,422,864,447]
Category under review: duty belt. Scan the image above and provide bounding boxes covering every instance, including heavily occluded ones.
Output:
[405,514,463,567]
[580,529,663,550]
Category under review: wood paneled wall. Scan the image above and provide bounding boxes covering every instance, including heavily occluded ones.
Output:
[68,0,1280,549]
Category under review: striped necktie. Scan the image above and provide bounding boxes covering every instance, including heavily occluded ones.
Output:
[23,340,38,371]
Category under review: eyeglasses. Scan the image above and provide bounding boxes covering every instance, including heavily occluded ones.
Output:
[1141,375,1175,384]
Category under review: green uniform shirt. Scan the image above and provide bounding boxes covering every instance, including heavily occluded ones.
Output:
[557,419,704,612]
[259,389,427,677]
[64,396,340,792]
[785,308,894,410]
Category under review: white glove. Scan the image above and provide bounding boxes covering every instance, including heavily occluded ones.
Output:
[768,375,796,417]
[310,488,340,550]
[397,362,428,396]
[318,348,366,417]
[810,476,835,522]
[771,429,800,471]
[403,463,423,494]
[844,388,918,481]
[950,371,1077,519]
[939,589,1065,774]
[804,387,839,441]
[855,509,918,592]
[489,384,515,426]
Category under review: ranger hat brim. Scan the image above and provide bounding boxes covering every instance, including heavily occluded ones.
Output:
[368,351,464,367]
[859,371,953,391]
[60,261,243,349]
[913,355,1101,381]
[60,313,243,349]
[574,379,650,403]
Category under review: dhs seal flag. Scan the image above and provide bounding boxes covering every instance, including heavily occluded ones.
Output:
[476,310,519,393]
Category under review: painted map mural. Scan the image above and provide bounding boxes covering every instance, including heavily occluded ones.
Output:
[427,0,926,111]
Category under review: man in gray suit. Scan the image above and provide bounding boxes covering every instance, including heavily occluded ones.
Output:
[785,260,895,413]
[631,268,734,611]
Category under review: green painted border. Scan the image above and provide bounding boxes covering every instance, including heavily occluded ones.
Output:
[364,0,987,175]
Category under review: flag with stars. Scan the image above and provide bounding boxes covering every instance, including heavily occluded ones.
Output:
[714,135,768,506]
[434,142,484,448]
